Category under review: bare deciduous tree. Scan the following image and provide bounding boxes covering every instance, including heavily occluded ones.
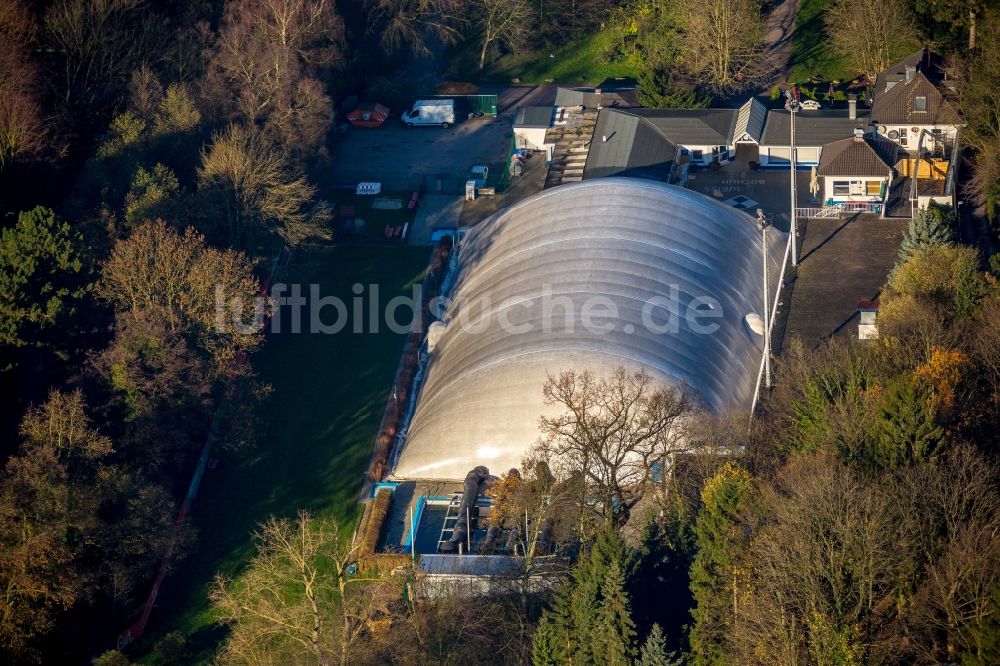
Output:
[676,0,768,93]
[731,456,907,664]
[198,123,332,250]
[97,219,263,370]
[0,43,47,169]
[474,0,531,69]
[211,510,395,666]
[534,368,691,526]
[366,0,467,57]
[210,0,342,154]
[43,0,158,118]
[825,0,917,82]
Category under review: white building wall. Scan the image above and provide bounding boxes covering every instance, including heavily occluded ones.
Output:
[822,176,889,204]
[677,144,734,165]
[759,146,822,166]
[513,127,549,151]
[878,124,957,153]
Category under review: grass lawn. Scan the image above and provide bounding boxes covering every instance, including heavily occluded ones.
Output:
[135,243,430,663]
[789,0,922,85]
[326,189,418,243]
[445,29,641,85]
[789,0,852,83]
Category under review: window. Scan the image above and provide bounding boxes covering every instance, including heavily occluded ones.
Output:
[719,146,730,160]
[833,181,850,196]
[768,147,790,164]
[899,127,908,146]
[866,180,882,196]
[914,96,927,112]
[850,181,864,196]
[679,148,689,156]
[692,149,703,161]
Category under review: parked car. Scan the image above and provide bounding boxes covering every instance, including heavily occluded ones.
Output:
[467,165,488,188]
[346,102,390,127]
[402,99,455,128]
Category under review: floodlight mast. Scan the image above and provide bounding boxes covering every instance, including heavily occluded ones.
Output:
[756,209,772,389]
[784,89,799,267]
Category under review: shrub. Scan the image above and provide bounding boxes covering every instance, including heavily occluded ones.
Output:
[357,553,412,575]
[359,488,394,558]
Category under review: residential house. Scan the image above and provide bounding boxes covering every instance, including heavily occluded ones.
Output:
[583,98,767,179]
[817,132,899,209]
[571,49,960,213]
[870,49,963,211]
[870,49,962,155]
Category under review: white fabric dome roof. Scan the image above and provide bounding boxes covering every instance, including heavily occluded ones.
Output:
[392,179,787,480]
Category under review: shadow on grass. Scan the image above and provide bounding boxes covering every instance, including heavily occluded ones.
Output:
[133,244,431,663]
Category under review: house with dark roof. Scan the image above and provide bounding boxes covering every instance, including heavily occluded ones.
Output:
[568,49,960,213]
[758,99,869,167]
[583,98,766,180]
[817,132,899,207]
[871,49,962,156]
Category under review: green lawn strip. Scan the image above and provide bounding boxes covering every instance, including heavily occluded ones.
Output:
[789,0,852,83]
[789,0,923,85]
[135,244,430,663]
[446,29,641,85]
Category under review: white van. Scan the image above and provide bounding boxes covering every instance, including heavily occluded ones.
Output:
[402,99,455,128]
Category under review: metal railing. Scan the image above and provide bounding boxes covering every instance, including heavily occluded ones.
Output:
[795,202,883,218]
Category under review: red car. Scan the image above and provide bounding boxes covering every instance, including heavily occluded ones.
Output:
[346,103,390,128]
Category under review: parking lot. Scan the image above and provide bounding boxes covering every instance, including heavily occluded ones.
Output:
[325,115,514,192]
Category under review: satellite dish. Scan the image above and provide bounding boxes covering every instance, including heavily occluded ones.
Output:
[887,129,899,139]
[744,313,765,336]
[877,125,887,135]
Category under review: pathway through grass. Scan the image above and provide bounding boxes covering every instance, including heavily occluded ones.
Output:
[136,243,430,663]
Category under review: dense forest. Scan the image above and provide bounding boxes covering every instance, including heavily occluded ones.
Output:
[1,0,999,663]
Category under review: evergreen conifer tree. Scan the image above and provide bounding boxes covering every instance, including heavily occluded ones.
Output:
[689,463,755,665]
[639,624,680,666]
[873,375,946,468]
[593,560,638,666]
[898,204,956,264]
[531,609,563,666]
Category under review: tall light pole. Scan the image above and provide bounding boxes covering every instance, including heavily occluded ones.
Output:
[756,209,772,389]
[785,90,799,267]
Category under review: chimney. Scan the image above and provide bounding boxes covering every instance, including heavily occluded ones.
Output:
[848,94,857,120]
[905,65,916,83]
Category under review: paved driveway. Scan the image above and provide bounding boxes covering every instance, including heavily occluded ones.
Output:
[326,115,514,191]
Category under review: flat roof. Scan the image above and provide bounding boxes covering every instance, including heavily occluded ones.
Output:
[515,106,554,128]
